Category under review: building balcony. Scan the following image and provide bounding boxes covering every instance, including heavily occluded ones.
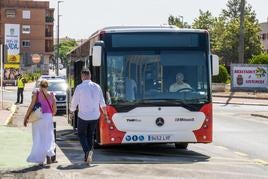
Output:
[45,16,54,23]
[45,46,54,53]
[45,31,53,38]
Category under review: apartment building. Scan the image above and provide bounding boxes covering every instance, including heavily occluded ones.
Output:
[0,0,54,78]
[260,21,268,52]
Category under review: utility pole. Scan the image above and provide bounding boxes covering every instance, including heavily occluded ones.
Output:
[0,44,3,109]
[56,1,63,76]
[238,0,245,64]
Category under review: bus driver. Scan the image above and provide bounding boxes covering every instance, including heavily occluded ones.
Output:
[169,73,192,92]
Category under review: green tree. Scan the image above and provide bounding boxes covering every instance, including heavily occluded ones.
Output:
[222,0,241,20]
[192,10,218,51]
[216,0,263,65]
[168,15,190,28]
[211,17,226,54]
[57,39,78,65]
[249,53,268,64]
[192,10,215,30]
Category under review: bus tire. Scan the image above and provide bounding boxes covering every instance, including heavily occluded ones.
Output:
[175,143,188,149]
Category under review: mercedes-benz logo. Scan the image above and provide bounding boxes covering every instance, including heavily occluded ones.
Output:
[155,117,164,127]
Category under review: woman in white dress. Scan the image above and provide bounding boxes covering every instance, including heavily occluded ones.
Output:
[23,80,57,165]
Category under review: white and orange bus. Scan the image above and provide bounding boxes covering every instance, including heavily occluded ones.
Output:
[67,26,219,149]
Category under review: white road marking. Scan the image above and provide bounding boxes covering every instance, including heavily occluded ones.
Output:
[254,159,268,166]
[215,145,229,150]
[0,89,14,93]
[234,152,249,157]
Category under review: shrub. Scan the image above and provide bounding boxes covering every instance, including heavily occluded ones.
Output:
[212,64,229,83]
[249,53,268,64]
[23,72,41,82]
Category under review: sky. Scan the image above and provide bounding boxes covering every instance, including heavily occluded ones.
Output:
[46,0,268,39]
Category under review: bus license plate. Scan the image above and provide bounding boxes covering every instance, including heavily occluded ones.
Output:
[148,135,171,142]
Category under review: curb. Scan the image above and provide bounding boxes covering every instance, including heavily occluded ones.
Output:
[251,114,268,119]
[213,101,268,106]
[4,104,18,126]
[212,95,268,100]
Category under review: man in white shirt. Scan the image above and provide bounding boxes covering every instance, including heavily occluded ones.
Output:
[70,68,109,165]
[169,73,192,92]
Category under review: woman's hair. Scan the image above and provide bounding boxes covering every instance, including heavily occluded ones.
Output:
[40,80,48,88]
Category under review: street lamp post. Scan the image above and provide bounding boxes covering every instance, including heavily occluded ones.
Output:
[56,0,63,76]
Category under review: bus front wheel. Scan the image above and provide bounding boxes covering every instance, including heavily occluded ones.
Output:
[175,143,188,149]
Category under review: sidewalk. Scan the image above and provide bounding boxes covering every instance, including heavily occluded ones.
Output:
[212,91,268,118]
[0,101,34,170]
[213,91,268,100]
[213,91,268,105]
[0,126,33,170]
[0,100,72,174]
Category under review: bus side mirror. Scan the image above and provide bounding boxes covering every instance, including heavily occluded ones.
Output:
[211,54,219,76]
[92,45,102,66]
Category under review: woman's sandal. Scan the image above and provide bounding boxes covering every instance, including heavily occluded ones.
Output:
[46,156,52,164]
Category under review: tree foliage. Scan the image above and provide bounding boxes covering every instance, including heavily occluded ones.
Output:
[57,39,77,64]
[249,53,268,64]
[216,0,263,64]
[222,0,241,20]
[192,10,215,30]
[169,0,263,65]
[168,15,190,28]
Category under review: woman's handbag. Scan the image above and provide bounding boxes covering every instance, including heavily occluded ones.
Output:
[28,91,42,123]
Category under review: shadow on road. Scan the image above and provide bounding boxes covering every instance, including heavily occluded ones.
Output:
[57,163,97,170]
[224,91,235,106]
[0,164,50,177]
[56,129,210,166]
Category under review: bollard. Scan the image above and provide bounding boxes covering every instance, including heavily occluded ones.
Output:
[51,121,57,162]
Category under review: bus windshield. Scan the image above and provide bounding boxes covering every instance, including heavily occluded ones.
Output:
[106,50,209,105]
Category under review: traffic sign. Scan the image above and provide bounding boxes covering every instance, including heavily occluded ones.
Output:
[32,54,41,64]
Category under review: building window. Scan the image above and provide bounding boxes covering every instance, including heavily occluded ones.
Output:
[5,9,16,18]
[22,10,31,19]
[22,25,31,34]
[22,40,30,47]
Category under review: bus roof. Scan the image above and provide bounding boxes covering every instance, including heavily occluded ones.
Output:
[91,26,207,36]
[67,26,208,59]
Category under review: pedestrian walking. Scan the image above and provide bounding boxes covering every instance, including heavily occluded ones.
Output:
[16,74,26,104]
[23,80,57,166]
[70,68,109,165]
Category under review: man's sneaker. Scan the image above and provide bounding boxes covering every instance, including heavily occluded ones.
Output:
[86,150,93,164]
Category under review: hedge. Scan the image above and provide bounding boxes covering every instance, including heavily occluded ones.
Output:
[212,64,229,83]
[249,53,268,64]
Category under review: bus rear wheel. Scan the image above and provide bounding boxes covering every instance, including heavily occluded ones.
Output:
[175,143,188,149]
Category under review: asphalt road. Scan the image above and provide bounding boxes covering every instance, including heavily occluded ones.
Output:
[0,68,65,104]
[51,103,268,178]
[0,87,33,104]
[214,104,268,162]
